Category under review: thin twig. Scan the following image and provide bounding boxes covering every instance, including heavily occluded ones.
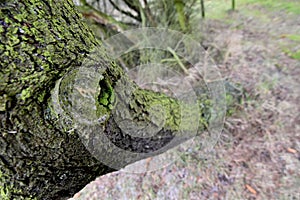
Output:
[143,0,157,26]
[167,47,189,75]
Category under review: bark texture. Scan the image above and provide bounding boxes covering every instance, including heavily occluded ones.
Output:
[0,0,114,199]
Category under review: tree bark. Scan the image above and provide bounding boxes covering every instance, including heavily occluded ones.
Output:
[0,0,215,199]
[0,0,115,199]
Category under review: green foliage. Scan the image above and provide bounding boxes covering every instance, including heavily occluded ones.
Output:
[290,50,300,60]
[240,0,300,14]
[282,48,300,60]
[285,34,300,42]
[77,0,201,34]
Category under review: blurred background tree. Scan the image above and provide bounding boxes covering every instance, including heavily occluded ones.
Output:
[74,0,208,75]
[75,0,201,38]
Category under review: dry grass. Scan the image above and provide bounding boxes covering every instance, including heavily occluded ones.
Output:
[70,2,300,200]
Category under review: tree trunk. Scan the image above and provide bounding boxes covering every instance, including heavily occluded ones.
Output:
[0,0,216,199]
[201,0,205,19]
[0,0,114,199]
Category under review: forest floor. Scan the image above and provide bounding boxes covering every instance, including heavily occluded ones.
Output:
[71,1,300,199]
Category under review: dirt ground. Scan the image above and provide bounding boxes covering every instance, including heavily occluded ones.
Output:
[70,2,300,200]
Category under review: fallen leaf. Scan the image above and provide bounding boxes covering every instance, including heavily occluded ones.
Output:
[280,34,287,38]
[245,184,257,195]
[287,148,297,154]
[213,192,218,198]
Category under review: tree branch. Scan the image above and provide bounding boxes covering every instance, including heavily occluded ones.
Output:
[108,0,141,22]
[79,0,127,31]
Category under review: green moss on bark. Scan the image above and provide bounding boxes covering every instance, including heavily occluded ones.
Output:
[0,0,113,199]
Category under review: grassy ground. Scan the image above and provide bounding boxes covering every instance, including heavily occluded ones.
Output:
[70,0,300,199]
